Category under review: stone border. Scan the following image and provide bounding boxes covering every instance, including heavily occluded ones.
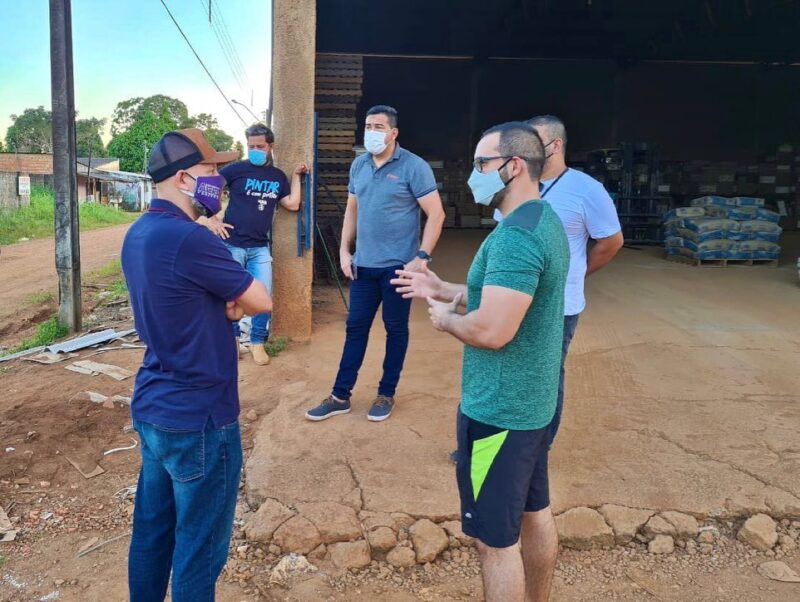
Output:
[243,499,800,568]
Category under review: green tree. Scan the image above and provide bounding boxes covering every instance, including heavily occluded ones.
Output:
[111,95,190,136]
[233,141,244,159]
[188,112,235,152]
[0,139,4,153]
[189,112,217,130]
[76,117,106,157]
[204,128,235,152]
[107,109,178,173]
[6,106,52,152]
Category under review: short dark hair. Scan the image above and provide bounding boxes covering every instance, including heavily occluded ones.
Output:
[245,123,275,143]
[366,105,398,128]
[526,115,567,150]
[481,121,545,181]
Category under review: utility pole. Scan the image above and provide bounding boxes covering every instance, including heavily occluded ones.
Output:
[49,0,81,332]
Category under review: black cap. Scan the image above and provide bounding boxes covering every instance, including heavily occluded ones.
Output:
[148,128,238,183]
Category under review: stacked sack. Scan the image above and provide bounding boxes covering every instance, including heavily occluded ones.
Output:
[664,196,782,261]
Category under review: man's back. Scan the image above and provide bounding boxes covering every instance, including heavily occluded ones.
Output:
[461,200,569,431]
[121,199,253,430]
[542,168,620,315]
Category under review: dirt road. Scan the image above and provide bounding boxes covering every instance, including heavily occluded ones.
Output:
[0,224,131,344]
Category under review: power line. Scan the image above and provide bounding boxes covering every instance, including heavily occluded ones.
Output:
[158,0,247,126]
[197,0,247,93]
[210,0,253,91]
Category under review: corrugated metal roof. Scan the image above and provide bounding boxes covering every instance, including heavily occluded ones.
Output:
[86,169,152,183]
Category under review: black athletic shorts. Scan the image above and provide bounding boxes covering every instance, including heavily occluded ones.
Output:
[455,407,550,548]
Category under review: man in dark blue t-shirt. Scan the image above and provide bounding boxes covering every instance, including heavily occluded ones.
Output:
[122,128,271,602]
[201,123,308,366]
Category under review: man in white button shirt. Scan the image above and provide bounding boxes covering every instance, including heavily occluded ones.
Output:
[495,115,624,447]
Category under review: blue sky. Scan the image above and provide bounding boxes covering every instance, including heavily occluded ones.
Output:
[0,0,271,148]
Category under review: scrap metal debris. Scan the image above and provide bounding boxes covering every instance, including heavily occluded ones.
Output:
[103,437,138,456]
[85,391,109,404]
[0,328,138,363]
[0,505,17,543]
[0,346,46,363]
[63,453,105,479]
[47,328,136,354]
[76,531,131,558]
[23,351,76,365]
[67,360,134,381]
[112,485,137,502]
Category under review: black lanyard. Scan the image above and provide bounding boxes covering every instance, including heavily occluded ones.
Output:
[541,168,569,199]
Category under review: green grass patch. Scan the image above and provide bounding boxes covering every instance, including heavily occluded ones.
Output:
[25,291,54,305]
[90,258,122,280]
[264,336,291,357]
[106,278,129,301]
[0,185,137,246]
[12,314,69,353]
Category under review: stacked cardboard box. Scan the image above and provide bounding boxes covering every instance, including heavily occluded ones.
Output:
[436,160,492,229]
[658,144,799,230]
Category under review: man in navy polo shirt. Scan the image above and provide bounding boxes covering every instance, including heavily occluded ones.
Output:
[201,123,309,366]
[305,105,445,423]
[122,128,271,602]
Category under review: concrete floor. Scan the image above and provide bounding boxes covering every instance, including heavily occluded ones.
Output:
[245,231,800,521]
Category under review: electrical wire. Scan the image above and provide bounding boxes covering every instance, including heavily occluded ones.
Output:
[197,0,248,93]
[158,0,247,126]
[210,0,253,92]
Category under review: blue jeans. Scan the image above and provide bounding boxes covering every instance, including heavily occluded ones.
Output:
[547,314,580,447]
[332,265,412,401]
[224,244,273,344]
[128,420,242,602]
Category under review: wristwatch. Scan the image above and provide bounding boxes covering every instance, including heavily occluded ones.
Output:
[417,250,432,263]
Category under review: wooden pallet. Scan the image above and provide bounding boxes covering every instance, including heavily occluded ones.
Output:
[314,53,363,228]
[666,255,779,268]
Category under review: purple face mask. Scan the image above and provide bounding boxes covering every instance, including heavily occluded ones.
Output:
[185,173,224,216]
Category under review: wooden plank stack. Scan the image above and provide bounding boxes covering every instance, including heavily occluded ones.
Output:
[315,54,363,221]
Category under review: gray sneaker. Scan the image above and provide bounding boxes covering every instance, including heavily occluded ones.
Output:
[305,395,351,421]
[367,395,395,422]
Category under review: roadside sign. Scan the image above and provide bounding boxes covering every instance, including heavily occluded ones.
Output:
[18,176,31,196]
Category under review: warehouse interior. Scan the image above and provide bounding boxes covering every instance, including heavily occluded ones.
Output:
[310,0,800,276]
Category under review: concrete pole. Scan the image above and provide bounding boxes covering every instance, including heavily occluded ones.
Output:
[49,0,82,332]
[270,0,316,340]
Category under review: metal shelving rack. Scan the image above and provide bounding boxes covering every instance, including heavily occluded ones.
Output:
[588,144,671,245]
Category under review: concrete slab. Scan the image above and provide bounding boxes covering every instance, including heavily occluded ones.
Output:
[245,231,800,521]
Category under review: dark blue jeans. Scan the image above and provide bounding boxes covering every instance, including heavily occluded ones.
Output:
[128,419,242,602]
[547,314,580,447]
[332,265,412,401]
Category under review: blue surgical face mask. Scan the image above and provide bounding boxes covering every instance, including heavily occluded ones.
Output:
[467,159,514,206]
[248,148,269,166]
[364,130,388,155]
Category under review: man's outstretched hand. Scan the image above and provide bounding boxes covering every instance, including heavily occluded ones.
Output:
[391,262,442,300]
[426,293,462,331]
